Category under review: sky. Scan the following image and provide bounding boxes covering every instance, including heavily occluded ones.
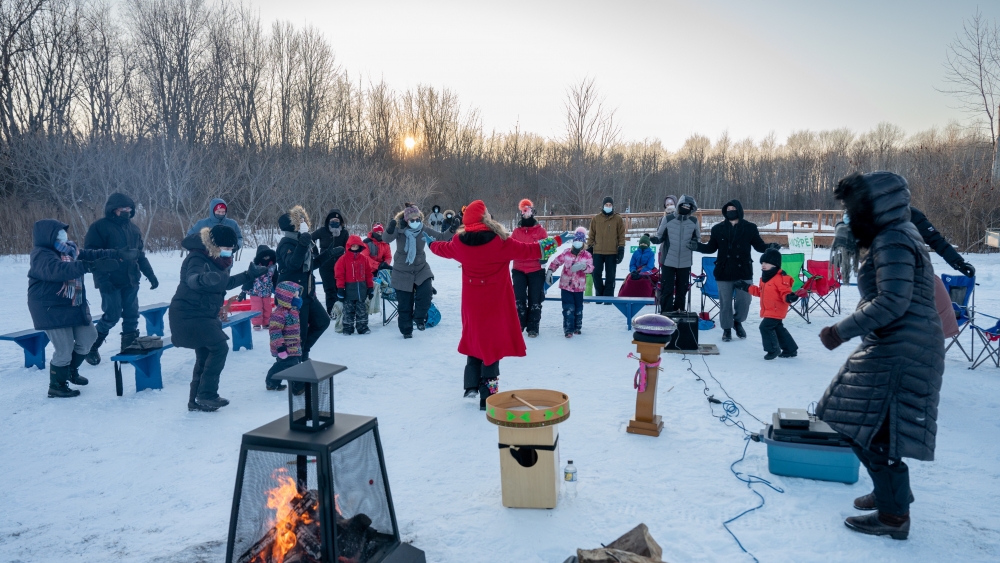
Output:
[250,0,1000,150]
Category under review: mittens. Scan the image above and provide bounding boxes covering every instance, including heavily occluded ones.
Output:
[733,280,751,292]
[148,274,159,290]
[538,237,559,261]
[616,246,625,264]
[957,261,976,278]
[819,326,844,350]
[386,220,397,234]
[291,297,302,308]
[421,231,434,245]
[337,288,345,299]
[571,262,588,273]
[238,291,247,302]
[686,239,700,251]
[785,293,799,304]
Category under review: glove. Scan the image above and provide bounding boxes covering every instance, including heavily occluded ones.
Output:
[298,221,309,234]
[277,346,288,360]
[686,239,700,251]
[538,237,559,261]
[337,288,345,299]
[148,274,159,290]
[367,287,374,300]
[767,242,782,250]
[297,232,312,246]
[571,262,588,273]
[118,248,139,261]
[784,293,799,304]
[247,263,268,279]
[957,261,976,278]
[386,219,397,234]
[616,246,625,264]
[421,231,435,245]
[629,271,639,280]
[545,270,554,286]
[291,296,302,308]
[238,291,247,302]
[733,280,751,292]
[327,246,346,261]
[819,325,844,350]
[86,258,119,273]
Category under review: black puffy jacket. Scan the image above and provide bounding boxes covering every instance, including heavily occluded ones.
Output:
[816,172,944,461]
[696,199,767,281]
[909,207,964,270]
[83,193,155,290]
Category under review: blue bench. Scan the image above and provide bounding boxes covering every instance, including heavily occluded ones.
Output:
[139,302,171,336]
[222,310,261,352]
[0,329,49,370]
[542,295,655,330]
[111,337,175,395]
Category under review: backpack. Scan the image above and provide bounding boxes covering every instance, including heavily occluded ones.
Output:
[426,303,441,327]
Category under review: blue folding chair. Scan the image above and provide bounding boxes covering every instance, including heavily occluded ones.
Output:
[970,314,1000,370]
[941,274,976,361]
[696,257,721,321]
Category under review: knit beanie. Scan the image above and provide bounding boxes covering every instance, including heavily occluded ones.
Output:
[214,202,227,214]
[278,213,295,232]
[403,204,422,223]
[210,225,238,248]
[602,196,614,206]
[760,248,782,268]
[462,200,491,232]
[371,222,384,234]
[573,226,587,242]
[639,234,651,247]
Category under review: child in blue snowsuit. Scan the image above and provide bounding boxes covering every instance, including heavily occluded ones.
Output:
[628,234,657,279]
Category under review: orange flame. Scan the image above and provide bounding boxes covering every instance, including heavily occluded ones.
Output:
[261,468,312,563]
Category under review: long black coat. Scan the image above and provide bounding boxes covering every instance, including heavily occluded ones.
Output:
[84,193,155,290]
[27,220,116,330]
[695,199,768,281]
[312,209,349,290]
[168,229,251,349]
[816,172,944,461]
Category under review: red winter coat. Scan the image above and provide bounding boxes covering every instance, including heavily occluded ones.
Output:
[511,223,547,273]
[748,270,794,319]
[366,233,392,267]
[429,234,541,365]
[335,236,375,290]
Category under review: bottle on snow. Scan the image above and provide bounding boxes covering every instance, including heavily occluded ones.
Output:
[564,460,577,497]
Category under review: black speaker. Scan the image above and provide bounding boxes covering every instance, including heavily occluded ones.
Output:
[665,312,699,350]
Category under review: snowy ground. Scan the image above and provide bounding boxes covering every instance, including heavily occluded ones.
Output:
[1,241,999,563]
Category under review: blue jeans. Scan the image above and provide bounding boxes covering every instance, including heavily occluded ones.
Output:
[561,290,584,334]
[96,285,139,335]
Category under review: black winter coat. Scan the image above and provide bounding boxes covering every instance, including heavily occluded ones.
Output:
[816,172,944,461]
[909,207,964,270]
[84,193,155,290]
[312,209,349,286]
[168,229,252,349]
[27,220,116,330]
[696,199,767,281]
[276,232,340,298]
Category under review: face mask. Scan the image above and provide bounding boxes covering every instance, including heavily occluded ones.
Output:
[56,230,68,243]
[665,204,676,213]
[725,209,739,221]
[522,209,533,219]
[572,240,583,249]
[373,232,382,241]
[409,221,422,230]
[678,205,692,215]
[330,220,340,228]
[843,213,850,225]
[215,211,226,220]
[446,215,453,220]
[220,249,233,258]
[603,206,613,214]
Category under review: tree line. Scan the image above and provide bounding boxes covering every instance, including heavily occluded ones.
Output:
[0,0,996,254]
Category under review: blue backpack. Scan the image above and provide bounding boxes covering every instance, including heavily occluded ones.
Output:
[426,303,441,327]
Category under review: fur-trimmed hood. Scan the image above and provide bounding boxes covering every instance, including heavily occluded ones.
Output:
[443,209,456,218]
[456,213,508,240]
[834,171,911,248]
[279,205,311,232]
[180,227,222,257]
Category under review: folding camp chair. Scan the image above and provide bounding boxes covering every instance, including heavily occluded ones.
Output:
[376,269,399,327]
[696,257,721,321]
[941,274,976,361]
[969,314,1000,370]
[780,252,810,323]
[802,259,841,318]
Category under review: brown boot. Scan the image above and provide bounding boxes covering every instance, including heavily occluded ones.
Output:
[845,511,909,540]
[854,490,915,511]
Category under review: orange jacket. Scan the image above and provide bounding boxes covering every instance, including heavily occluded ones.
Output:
[748,270,794,320]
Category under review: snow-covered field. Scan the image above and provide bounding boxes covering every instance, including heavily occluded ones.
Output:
[1,241,999,563]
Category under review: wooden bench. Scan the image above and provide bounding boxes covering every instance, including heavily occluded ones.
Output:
[111,337,174,395]
[138,302,171,336]
[542,295,655,330]
[222,310,261,352]
[0,329,49,370]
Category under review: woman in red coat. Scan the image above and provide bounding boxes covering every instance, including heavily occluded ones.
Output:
[429,200,563,409]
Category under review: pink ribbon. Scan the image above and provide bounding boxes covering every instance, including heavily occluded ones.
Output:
[628,353,661,393]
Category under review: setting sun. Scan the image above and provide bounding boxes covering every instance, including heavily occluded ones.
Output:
[404,136,415,150]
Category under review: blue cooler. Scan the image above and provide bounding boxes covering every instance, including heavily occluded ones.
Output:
[761,415,860,484]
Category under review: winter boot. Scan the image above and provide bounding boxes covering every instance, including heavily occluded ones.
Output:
[403,333,413,339]
[779,350,797,358]
[85,331,108,366]
[68,352,89,385]
[120,330,140,353]
[195,396,230,410]
[722,329,732,342]
[734,321,747,339]
[48,365,80,398]
[764,351,779,360]
[188,400,218,412]
[844,511,909,540]
[479,377,498,411]
[527,330,538,338]
[357,326,371,335]
[416,322,426,331]
[854,490,915,511]
[266,383,288,391]
[565,333,573,338]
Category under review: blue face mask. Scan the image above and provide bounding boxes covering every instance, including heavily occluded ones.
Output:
[842,212,850,225]
[220,249,233,258]
[56,230,68,244]
[409,221,422,230]
[572,240,583,249]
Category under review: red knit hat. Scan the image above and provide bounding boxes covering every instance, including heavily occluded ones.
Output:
[518,198,534,213]
[213,202,227,214]
[371,222,384,234]
[462,200,490,232]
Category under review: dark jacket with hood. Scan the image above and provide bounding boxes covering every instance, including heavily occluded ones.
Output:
[696,199,767,281]
[168,227,253,349]
[28,220,116,330]
[815,172,944,461]
[84,193,155,290]
[277,206,340,297]
[909,207,964,270]
[187,197,244,250]
[312,209,349,286]
[651,194,700,269]
[241,245,278,292]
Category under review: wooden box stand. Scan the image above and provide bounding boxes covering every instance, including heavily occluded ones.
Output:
[627,340,664,437]
[485,390,570,509]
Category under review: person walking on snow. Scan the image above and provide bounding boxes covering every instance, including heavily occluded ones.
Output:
[650,194,700,312]
[428,200,566,409]
[586,196,626,299]
[546,227,594,338]
[187,198,244,251]
[692,199,773,342]
[28,220,127,398]
[84,192,158,365]
[816,172,944,540]
[734,248,799,360]
[335,235,375,335]
[428,205,445,231]
[383,203,451,338]
[265,281,304,391]
[169,225,267,411]
[312,209,349,316]
[240,244,278,330]
[511,198,548,338]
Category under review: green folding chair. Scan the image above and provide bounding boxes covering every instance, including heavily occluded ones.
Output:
[781,252,811,323]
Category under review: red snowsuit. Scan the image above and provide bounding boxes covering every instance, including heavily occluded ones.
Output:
[747,270,794,319]
[335,235,375,299]
[366,230,392,267]
[429,236,542,365]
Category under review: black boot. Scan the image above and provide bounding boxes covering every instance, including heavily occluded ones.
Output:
[722,329,732,342]
[515,301,528,332]
[85,331,108,366]
[844,511,910,540]
[68,352,89,385]
[734,321,747,339]
[120,330,140,353]
[48,365,80,398]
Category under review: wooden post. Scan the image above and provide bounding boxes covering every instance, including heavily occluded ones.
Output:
[626,340,664,437]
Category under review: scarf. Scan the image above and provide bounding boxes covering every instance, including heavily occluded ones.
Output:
[403,226,421,265]
[55,240,84,306]
[762,268,779,283]
[329,226,342,237]
[283,231,312,272]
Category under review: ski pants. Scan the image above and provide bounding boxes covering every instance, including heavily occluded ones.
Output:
[512,269,545,333]
[266,356,301,388]
[396,278,433,336]
[561,290,584,334]
[463,355,499,394]
[341,299,368,334]
[660,266,691,312]
[299,293,330,359]
[189,340,229,402]
[96,284,139,335]
[758,318,798,355]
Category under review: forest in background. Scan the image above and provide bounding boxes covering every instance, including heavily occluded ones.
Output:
[1,0,998,254]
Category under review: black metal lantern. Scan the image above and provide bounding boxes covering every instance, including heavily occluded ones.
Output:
[283,360,344,432]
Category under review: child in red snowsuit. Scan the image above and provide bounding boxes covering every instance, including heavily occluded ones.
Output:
[737,248,800,360]
[335,235,375,335]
